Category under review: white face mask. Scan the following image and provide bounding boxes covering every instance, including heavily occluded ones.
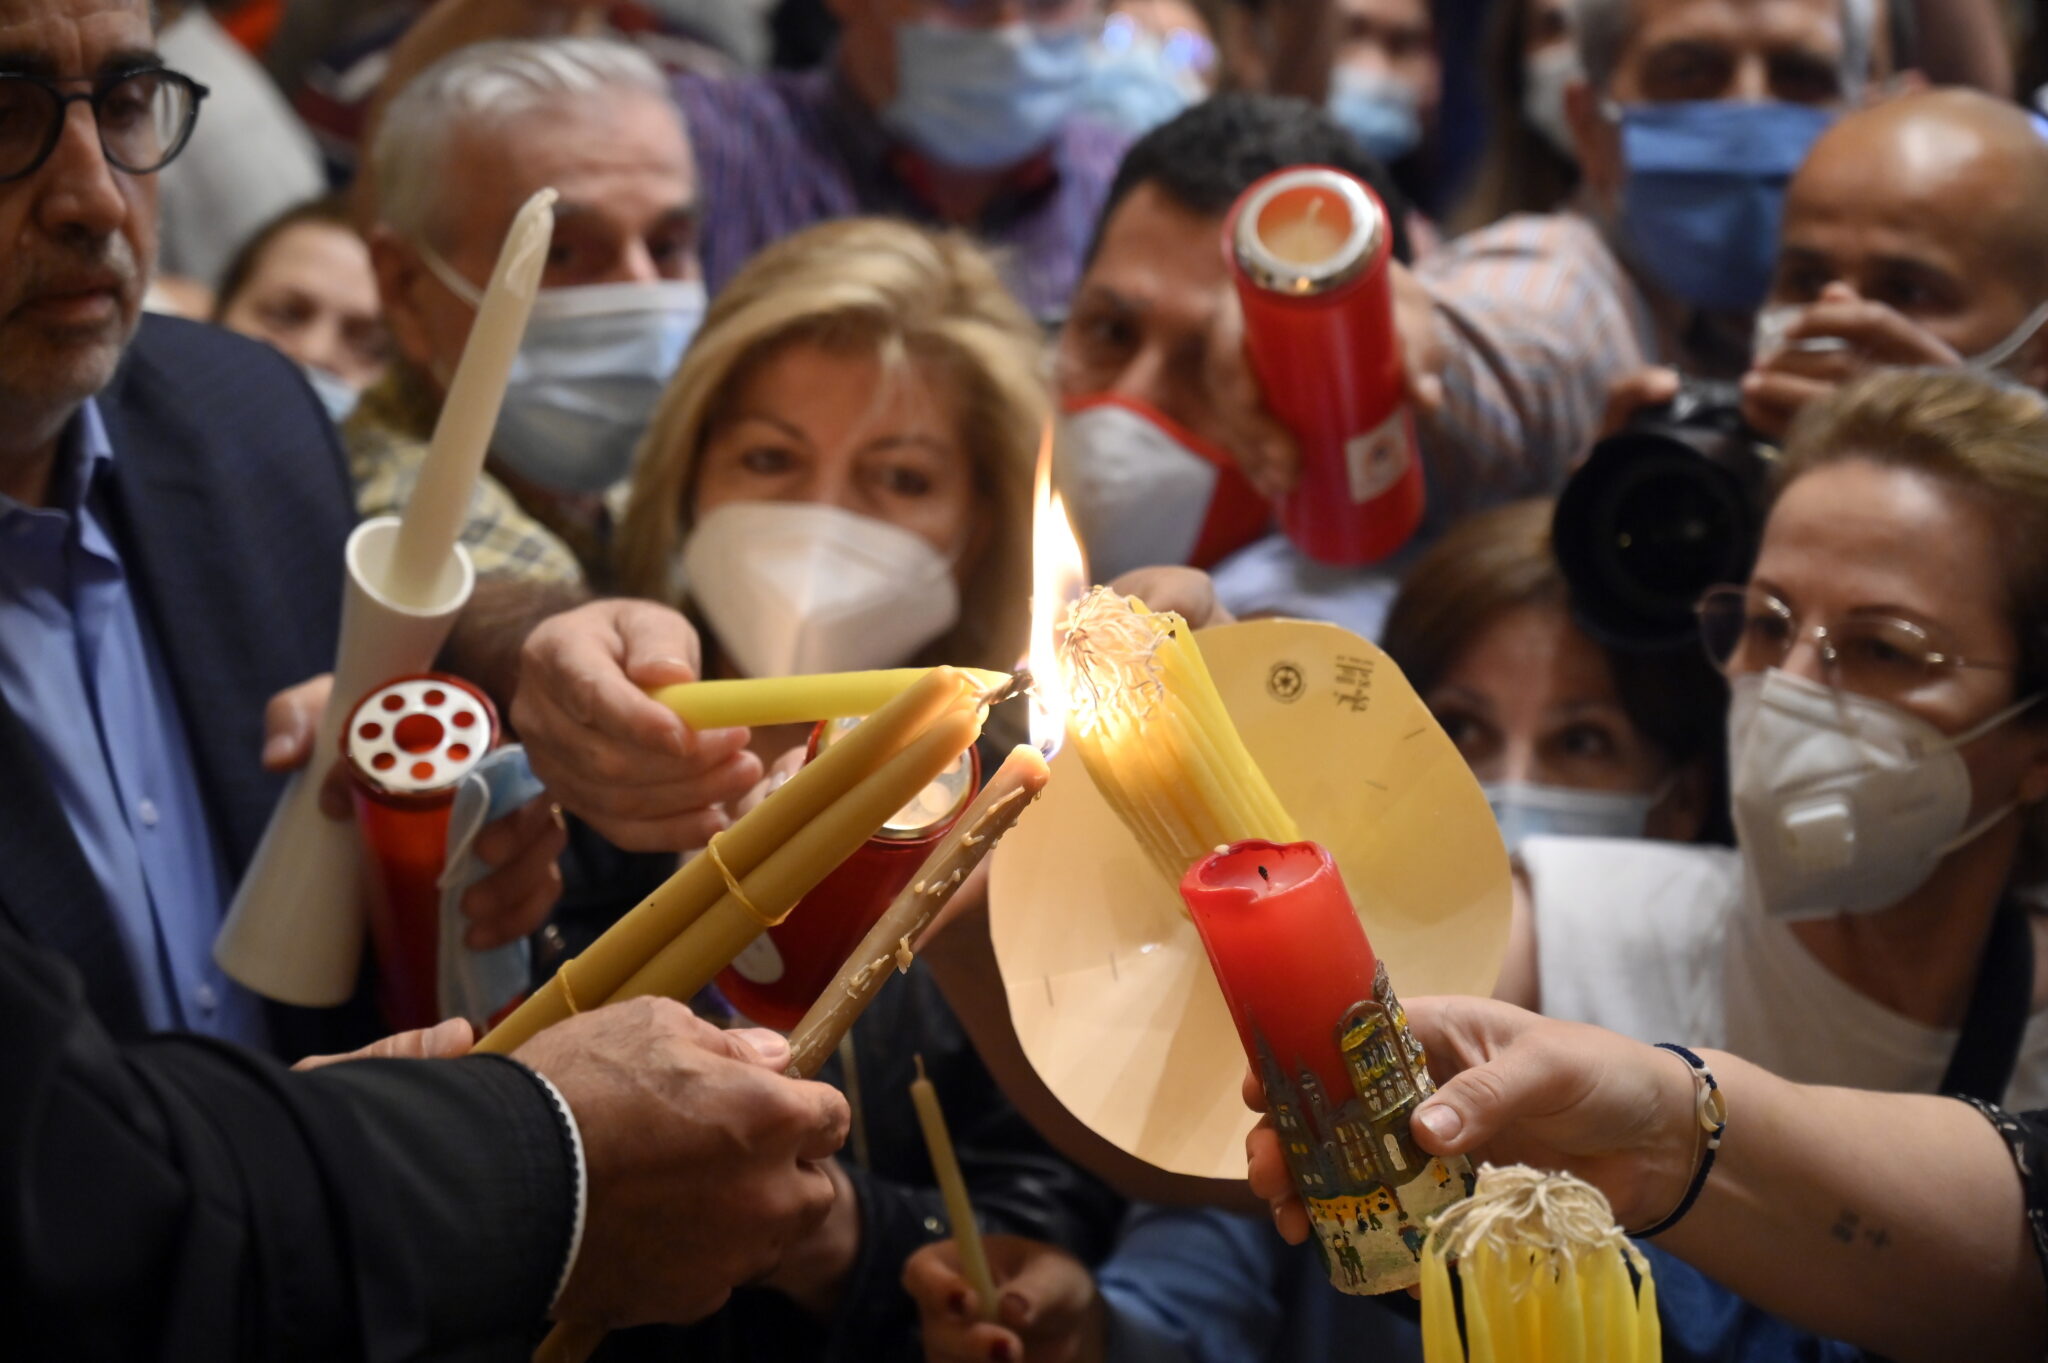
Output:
[1484,780,1660,851]
[423,245,706,494]
[1522,44,1581,161]
[679,501,961,678]
[1728,669,2038,919]
[1057,401,1222,583]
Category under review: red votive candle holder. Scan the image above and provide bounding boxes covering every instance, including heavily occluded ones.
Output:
[718,720,979,1030]
[344,674,499,1033]
[1226,166,1425,566]
[1182,839,1471,1295]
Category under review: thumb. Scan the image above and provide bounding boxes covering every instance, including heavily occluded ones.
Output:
[261,678,327,770]
[995,1244,1090,1333]
[1412,1053,1538,1157]
[615,600,703,689]
[723,1026,793,1071]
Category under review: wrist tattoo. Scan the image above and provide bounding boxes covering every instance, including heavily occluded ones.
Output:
[1829,1209,1891,1250]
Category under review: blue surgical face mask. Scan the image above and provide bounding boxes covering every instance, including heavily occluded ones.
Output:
[1613,100,1835,315]
[301,363,361,423]
[884,21,1091,170]
[1076,15,1203,137]
[1328,65,1424,165]
[422,245,705,494]
[1483,780,1661,852]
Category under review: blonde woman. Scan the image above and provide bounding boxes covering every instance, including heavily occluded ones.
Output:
[618,217,1042,758]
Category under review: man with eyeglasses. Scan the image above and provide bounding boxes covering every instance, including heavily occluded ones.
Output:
[2,2,855,1353]
[380,0,1130,321]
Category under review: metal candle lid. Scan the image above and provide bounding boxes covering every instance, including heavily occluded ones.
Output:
[1232,167,1385,296]
[815,715,976,840]
[345,674,499,798]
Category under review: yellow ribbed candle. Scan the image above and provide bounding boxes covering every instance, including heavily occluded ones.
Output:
[1054,587,1299,886]
[1420,1165,1660,1363]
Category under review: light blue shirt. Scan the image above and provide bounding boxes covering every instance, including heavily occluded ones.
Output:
[0,400,266,1045]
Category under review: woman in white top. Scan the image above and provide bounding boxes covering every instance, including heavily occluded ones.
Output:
[1498,369,2048,1108]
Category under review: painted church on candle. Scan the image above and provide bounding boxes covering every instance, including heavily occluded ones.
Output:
[1257,961,1429,1198]
[1255,962,1472,1295]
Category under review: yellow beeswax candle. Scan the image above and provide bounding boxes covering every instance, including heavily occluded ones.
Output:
[476,667,979,1056]
[784,744,1050,1079]
[607,703,984,1005]
[650,667,1012,732]
[910,1055,1000,1322]
[1420,1165,1659,1363]
[1054,587,1300,886]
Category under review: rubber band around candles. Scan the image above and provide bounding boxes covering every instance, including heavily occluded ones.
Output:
[704,834,773,930]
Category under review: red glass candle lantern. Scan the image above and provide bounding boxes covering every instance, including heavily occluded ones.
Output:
[344,674,499,1032]
[1226,166,1425,566]
[718,719,980,1030]
[1182,839,1471,1295]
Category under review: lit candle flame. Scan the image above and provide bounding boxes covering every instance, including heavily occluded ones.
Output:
[1028,425,1088,757]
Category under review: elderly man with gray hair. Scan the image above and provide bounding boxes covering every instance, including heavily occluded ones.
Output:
[350,35,707,591]
[1387,0,1871,517]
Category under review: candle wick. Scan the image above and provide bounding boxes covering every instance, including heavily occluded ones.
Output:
[1258,865,1269,882]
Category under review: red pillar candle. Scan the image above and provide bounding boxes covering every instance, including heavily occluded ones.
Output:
[1226,167,1425,566]
[1182,839,1472,1295]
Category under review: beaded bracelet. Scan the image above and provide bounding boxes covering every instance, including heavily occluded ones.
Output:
[1634,1043,1727,1238]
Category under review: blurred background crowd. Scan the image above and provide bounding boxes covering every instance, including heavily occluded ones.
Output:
[19,0,2048,1360]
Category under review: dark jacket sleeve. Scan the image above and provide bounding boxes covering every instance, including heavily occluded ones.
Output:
[2,928,575,1362]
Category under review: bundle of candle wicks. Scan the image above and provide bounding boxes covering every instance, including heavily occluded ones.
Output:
[1421,1164,1660,1363]
[1054,586,1301,886]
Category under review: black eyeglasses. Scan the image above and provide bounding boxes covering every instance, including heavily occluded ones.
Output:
[0,68,209,184]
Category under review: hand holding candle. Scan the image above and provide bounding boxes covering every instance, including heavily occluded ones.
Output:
[1184,840,1471,1295]
[911,1055,1000,1323]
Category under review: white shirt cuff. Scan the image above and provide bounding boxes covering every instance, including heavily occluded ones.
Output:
[527,1069,588,1311]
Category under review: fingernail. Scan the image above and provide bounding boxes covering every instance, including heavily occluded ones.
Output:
[1414,1102,1461,1144]
[1001,1292,1028,1324]
[262,732,296,766]
[946,1290,969,1319]
[990,1342,1014,1363]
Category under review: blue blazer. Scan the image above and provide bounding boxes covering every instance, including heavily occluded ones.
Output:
[0,315,377,1054]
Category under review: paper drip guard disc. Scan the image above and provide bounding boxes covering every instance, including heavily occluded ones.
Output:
[989,618,1510,1188]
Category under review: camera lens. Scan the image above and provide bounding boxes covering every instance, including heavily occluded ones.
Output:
[1554,424,1768,646]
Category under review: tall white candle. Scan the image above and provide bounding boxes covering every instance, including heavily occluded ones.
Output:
[385,187,557,606]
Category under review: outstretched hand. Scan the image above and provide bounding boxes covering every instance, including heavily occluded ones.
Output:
[1246,996,1701,1239]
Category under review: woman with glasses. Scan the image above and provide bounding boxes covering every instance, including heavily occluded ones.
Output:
[1498,367,2048,1114]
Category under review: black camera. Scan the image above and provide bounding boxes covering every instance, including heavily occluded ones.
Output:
[1552,379,1774,648]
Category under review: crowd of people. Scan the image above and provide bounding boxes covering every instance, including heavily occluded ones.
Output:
[9,0,2048,1360]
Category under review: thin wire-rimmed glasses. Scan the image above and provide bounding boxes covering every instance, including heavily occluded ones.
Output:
[1695,583,2016,699]
[0,68,209,184]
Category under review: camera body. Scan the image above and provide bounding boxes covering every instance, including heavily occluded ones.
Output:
[1552,378,1774,648]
